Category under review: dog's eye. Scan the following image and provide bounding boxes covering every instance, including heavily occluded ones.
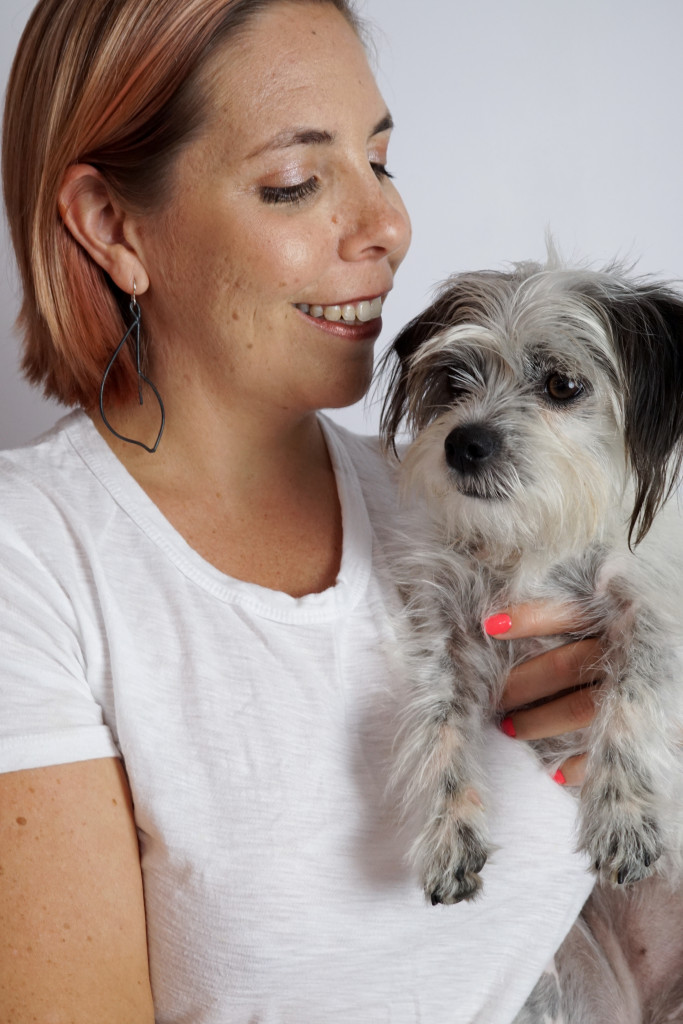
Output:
[545,372,585,402]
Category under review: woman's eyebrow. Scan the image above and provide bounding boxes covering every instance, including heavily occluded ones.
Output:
[247,112,394,160]
[371,112,394,137]
[247,127,334,159]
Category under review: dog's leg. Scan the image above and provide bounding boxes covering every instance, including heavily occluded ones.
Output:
[410,692,490,906]
[549,878,683,1023]
[578,593,678,886]
[582,879,683,1020]
[395,583,493,905]
[552,909,642,1024]
[512,964,565,1024]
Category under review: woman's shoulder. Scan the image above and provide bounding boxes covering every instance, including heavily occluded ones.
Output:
[0,411,104,548]
[0,410,85,476]
[320,416,408,554]
[320,414,401,491]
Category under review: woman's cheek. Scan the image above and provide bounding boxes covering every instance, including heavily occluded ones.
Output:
[267,232,327,292]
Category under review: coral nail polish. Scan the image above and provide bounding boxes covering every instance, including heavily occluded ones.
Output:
[484,613,512,636]
[500,716,516,738]
[553,769,567,785]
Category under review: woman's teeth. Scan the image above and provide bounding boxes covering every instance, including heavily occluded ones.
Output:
[296,296,383,323]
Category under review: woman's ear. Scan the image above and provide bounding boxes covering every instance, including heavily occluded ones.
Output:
[58,164,150,296]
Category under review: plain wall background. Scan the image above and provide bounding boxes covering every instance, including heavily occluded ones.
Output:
[1,0,682,448]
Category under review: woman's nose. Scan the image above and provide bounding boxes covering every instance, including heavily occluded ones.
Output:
[337,173,411,265]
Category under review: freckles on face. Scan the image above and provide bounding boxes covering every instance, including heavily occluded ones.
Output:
[135,2,410,413]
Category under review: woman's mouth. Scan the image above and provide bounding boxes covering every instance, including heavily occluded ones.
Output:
[294,295,383,323]
[292,294,385,341]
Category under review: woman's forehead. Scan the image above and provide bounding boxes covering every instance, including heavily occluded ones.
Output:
[199,2,384,147]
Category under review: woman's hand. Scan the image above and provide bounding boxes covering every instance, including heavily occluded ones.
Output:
[486,602,603,787]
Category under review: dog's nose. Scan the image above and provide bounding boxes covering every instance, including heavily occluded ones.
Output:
[444,424,500,475]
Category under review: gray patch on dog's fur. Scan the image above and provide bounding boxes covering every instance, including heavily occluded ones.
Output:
[512,971,562,1024]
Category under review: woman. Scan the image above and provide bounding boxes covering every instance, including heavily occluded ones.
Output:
[0,0,614,1020]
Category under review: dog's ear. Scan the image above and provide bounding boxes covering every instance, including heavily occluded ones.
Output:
[379,270,516,454]
[378,288,456,453]
[592,284,683,545]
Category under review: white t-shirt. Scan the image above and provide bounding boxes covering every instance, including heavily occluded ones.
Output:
[0,411,594,1023]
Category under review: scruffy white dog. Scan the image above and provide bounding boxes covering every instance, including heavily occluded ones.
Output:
[379,257,683,915]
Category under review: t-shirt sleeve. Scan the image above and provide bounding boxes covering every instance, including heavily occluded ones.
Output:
[0,503,120,774]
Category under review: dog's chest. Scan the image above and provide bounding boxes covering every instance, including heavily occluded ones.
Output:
[429,545,611,694]
[434,545,602,620]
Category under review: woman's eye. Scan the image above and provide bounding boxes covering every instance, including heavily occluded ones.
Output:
[544,372,586,402]
[260,177,320,205]
[371,162,394,181]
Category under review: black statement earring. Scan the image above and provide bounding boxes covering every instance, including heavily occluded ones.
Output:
[99,285,165,453]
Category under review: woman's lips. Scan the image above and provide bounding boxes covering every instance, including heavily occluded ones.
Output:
[294,305,383,340]
[293,293,385,340]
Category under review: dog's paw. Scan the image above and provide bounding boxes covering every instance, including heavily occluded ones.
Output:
[420,815,489,905]
[583,811,663,886]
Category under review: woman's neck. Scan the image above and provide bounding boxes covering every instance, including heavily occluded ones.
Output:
[87,397,344,596]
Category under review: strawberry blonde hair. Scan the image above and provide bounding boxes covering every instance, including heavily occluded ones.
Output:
[2,0,361,407]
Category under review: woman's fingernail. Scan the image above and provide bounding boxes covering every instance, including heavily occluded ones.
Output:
[484,613,512,636]
[553,769,567,785]
[500,716,516,738]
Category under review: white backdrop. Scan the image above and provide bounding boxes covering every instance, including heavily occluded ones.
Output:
[1,0,682,448]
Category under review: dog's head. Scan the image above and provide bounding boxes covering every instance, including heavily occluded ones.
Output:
[380,260,683,557]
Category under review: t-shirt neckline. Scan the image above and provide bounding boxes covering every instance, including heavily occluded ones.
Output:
[64,411,373,623]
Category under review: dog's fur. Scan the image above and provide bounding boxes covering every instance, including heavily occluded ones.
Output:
[379,257,683,1016]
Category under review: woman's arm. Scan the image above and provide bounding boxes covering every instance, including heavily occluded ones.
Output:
[0,757,155,1023]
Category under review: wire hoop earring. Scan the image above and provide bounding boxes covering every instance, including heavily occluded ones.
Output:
[99,285,165,453]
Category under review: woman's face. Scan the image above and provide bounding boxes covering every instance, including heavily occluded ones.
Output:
[134,0,411,419]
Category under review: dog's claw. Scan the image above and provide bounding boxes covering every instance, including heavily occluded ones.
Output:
[583,810,662,887]
[428,870,483,906]
[421,816,489,905]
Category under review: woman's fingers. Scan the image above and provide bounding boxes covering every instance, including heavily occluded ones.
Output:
[554,754,588,787]
[501,638,603,711]
[484,600,586,640]
[488,599,599,789]
[502,683,601,741]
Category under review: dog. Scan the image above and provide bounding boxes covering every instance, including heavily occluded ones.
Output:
[379,256,683,914]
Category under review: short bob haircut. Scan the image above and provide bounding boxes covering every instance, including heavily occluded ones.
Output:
[2,0,362,408]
